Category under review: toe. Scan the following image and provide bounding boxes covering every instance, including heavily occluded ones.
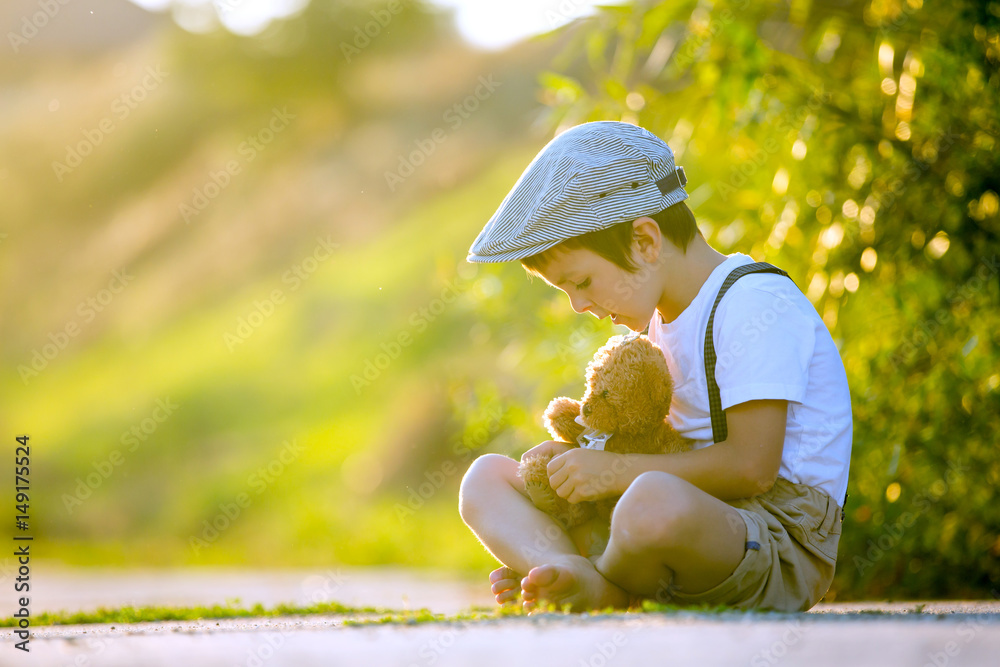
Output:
[490,566,518,584]
[526,564,559,588]
[520,575,537,600]
[496,588,518,604]
[491,578,517,595]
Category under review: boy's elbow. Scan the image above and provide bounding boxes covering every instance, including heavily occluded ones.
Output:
[743,462,778,498]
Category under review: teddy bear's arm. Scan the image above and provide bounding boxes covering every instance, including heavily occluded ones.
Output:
[543,396,585,443]
[518,453,596,529]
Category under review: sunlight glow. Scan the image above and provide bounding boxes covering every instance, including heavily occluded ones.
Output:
[130,0,629,47]
[130,0,319,35]
[430,0,629,50]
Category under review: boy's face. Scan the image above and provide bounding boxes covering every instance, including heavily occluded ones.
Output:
[532,244,659,333]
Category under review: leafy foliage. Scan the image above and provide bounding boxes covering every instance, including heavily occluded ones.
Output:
[524,0,1000,600]
[2,0,997,605]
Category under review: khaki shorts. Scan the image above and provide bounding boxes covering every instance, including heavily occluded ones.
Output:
[665,476,843,613]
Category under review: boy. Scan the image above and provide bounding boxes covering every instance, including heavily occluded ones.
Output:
[458,121,852,613]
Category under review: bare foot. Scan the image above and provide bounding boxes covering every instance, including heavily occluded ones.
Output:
[520,554,630,613]
[489,566,521,607]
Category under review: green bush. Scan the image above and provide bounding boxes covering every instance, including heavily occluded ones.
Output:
[506,0,1000,600]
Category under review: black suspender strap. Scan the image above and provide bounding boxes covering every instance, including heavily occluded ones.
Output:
[702,261,849,521]
[704,262,794,444]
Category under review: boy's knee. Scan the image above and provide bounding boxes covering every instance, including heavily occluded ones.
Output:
[623,471,687,505]
[458,453,516,521]
[611,472,692,552]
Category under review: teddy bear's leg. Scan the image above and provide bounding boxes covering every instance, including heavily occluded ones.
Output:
[578,499,620,561]
[574,513,611,563]
[563,499,597,528]
[578,500,611,563]
[586,533,610,565]
[519,454,597,530]
[520,454,574,527]
[539,490,598,531]
[524,473,567,523]
[596,497,617,521]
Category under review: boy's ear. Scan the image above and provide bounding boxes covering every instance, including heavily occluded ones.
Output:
[631,217,663,261]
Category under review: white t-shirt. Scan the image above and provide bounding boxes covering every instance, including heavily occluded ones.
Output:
[646,252,852,506]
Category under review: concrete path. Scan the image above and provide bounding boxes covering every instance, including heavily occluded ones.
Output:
[0,561,490,617]
[3,563,999,666]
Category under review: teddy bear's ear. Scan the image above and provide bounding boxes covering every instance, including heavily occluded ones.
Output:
[635,339,673,407]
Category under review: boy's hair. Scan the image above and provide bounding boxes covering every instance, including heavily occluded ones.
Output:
[520,200,702,279]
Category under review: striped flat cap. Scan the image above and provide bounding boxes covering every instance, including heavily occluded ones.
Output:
[466,120,688,263]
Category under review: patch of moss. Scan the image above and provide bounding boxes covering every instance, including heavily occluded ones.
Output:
[343,604,526,627]
[0,600,399,628]
[341,599,756,627]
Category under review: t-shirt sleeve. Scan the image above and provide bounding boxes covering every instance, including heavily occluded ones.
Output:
[712,283,816,410]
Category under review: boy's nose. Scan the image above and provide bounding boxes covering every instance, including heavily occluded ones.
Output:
[569,294,592,315]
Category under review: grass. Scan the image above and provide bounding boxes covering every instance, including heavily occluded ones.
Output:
[0,599,400,628]
[4,596,957,629]
[2,598,756,628]
[327,598,756,624]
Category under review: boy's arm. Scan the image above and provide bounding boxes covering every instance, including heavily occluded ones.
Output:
[615,399,788,501]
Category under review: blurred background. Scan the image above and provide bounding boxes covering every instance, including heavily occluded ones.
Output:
[0,0,998,604]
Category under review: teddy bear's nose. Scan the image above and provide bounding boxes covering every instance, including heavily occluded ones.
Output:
[582,403,592,416]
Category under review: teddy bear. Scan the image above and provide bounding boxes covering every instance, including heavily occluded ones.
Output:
[518,332,693,549]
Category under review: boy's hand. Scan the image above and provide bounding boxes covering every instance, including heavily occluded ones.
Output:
[546,449,629,503]
[519,440,574,464]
